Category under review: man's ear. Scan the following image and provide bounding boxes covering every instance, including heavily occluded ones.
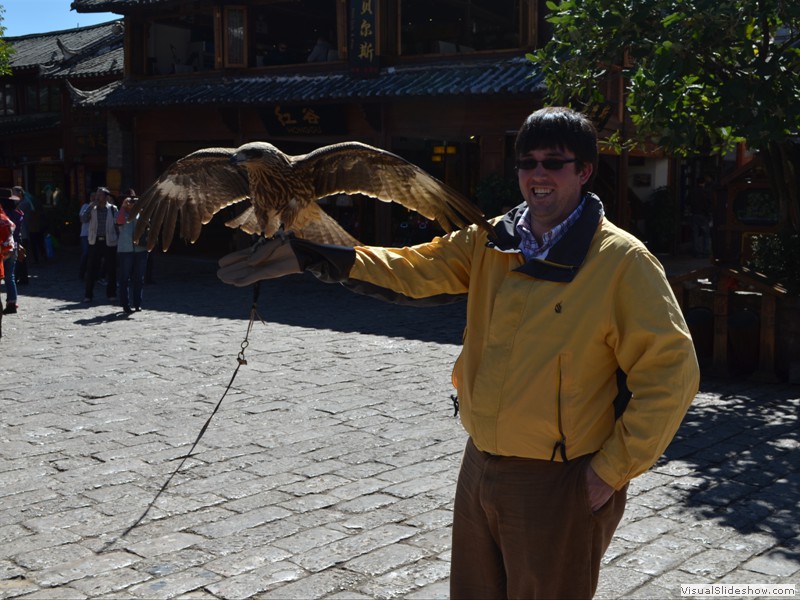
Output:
[579,162,594,186]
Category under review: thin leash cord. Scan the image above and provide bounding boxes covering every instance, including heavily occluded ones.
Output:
[101,282,265,551]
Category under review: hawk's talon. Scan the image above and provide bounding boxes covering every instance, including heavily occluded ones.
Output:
[251,236,270,254]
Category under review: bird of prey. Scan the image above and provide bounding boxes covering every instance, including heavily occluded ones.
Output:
[131,140,495,251]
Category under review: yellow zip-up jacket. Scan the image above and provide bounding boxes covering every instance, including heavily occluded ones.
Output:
[349,196,699,490]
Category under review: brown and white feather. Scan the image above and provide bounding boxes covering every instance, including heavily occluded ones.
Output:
[132,140,493,252]
[133,148,250,250]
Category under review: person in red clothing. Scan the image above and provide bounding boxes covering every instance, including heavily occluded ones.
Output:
[0,204,16,334]
[1,192,23,314]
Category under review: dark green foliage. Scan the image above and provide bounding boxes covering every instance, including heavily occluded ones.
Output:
[474,174,519,219]
[747,233,800,294]
[531,1,800,233]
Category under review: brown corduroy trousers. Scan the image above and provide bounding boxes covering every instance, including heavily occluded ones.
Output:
[450,438,627,600]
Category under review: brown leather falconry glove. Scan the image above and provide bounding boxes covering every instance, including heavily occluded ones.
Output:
[217,235,356,287]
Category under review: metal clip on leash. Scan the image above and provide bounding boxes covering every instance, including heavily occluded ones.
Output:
[102,281,265,550]
[236,279,264,367]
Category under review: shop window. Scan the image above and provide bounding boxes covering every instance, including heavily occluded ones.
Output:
[142,1,338,73]
[39,85,54,112]
[250,0,338,67]
[146,10,216,74]
[401,0,522,55]
[0,84,15,116]
[224,6,247,67]
[22,83,60,113]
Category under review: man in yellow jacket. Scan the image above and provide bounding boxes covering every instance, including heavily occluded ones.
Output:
[219,106,700,599]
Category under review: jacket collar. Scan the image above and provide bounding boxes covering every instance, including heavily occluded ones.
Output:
[488,193,604,282]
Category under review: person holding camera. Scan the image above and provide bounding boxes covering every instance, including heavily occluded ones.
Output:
[81,186,119,303]
[78,191,96,281]
[115,189,150,313]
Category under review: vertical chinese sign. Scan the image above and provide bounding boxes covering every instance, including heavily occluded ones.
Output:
[349,0,379,77]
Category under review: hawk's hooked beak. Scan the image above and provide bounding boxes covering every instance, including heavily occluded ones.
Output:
[231,147,262,165]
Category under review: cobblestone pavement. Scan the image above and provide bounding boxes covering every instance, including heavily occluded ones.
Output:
[1,248,798,599]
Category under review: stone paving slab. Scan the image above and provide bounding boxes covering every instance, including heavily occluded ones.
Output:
[1,249,798,599]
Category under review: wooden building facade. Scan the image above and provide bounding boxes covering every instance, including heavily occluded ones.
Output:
[0,21,124,234]
[3,0,675,251]
[64,0,561,248]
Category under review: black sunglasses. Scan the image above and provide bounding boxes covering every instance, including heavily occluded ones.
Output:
[516,157,578,171]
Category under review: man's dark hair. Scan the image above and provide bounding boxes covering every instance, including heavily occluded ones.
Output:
[514,107,599,193]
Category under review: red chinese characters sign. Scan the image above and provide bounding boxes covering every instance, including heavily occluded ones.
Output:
[260,105,347,136]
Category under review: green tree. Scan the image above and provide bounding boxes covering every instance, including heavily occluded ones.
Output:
[0,4,14,75]
[530,0,800,232]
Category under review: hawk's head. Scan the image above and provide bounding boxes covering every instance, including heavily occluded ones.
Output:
[231,142,290,169]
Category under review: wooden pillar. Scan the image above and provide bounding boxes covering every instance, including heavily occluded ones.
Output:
[754,293,780,381]
[712,288,729,375]
[480,135,505,178]
[374,103,393,245]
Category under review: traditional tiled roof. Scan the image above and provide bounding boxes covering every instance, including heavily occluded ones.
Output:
[6,21,124,79]
[70,56,545,109]
[71,0,171,13]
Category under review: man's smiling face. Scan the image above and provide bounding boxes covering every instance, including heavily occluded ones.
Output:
[516,148,593,240]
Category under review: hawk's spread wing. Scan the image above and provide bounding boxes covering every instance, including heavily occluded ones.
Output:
[294,142,495,237]
[291,202,361,246]
[223,202,360,246]
[133,140,495,252]
[132,148,251,251]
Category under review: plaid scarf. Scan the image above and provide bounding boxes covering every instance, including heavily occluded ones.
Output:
[515,196,588,260]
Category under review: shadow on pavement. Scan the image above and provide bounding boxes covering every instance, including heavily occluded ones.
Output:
[19,246,800,566]
[73,311,134,326]
[665,378,799,562]
[19,247,467,345]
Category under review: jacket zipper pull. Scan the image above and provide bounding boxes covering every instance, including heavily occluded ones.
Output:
[550,436,568,462]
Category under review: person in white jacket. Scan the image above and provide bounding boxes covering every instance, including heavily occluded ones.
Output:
[81,187,119,303]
